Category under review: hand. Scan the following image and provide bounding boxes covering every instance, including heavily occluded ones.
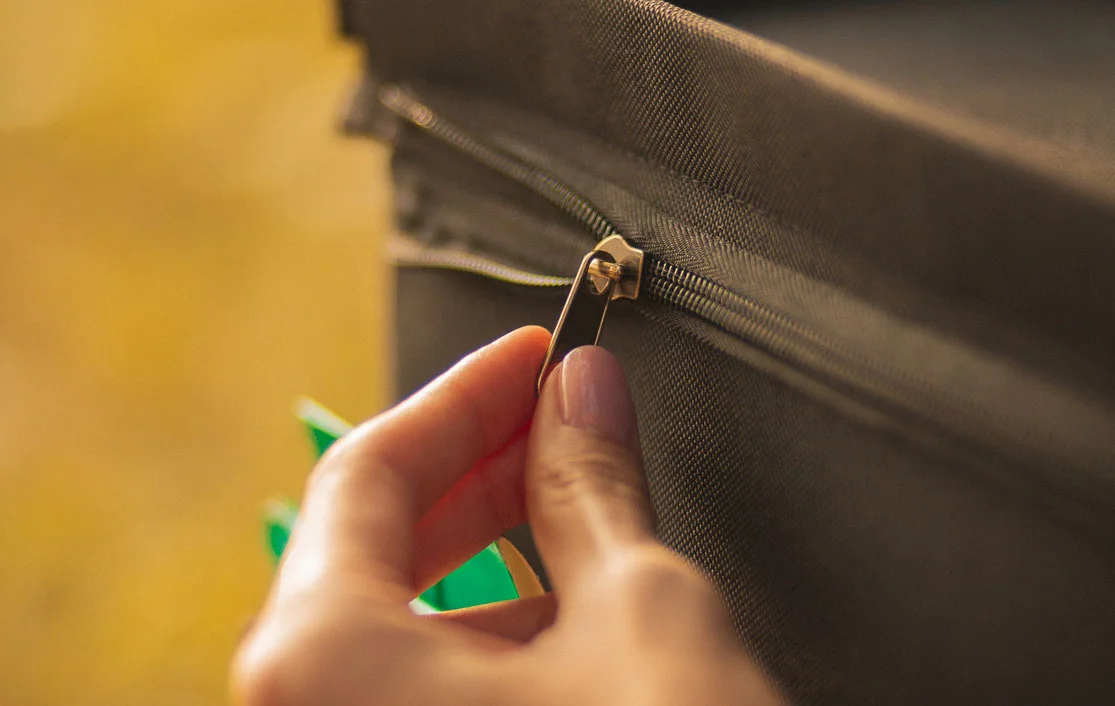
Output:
[232,326,782,706]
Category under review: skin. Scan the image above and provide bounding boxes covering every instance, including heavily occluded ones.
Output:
[232,326,783,706]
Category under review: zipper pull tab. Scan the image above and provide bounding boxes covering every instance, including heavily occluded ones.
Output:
[537,235,644,394]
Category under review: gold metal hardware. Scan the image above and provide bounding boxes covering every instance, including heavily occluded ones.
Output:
[537,236,644,394]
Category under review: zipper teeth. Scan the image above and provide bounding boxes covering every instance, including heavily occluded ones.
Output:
[380,86,618,243]
[645,258,828,366]
[644,258,980,419]
[378,84,1102,473]
[382,83,908,394]
[391,236,931,412]
[648,258,838,352]
[389,236,574,288]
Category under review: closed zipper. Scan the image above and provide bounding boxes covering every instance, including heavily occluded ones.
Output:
[380,84,1115,485]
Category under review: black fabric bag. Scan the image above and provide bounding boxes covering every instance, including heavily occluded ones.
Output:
[335,1,1115,703]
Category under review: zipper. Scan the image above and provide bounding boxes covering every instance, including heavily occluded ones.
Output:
[389,231,644,394]
[380,84,1115,483]
[380,85,835,395]
[388,235,574,289]
[381,86,652,392]
[380,86,619,244]
[377,83,904,394]
[535,235,644,393]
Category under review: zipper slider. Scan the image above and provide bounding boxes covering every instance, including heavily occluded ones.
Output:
[537,235,644,394]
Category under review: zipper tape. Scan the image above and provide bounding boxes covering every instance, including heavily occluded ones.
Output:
[388,235,573,288]
[382,84,1115,484]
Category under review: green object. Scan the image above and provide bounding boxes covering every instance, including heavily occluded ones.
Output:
[260,398,521,613]
[263,498,299,562]
[294,397,352,458]
[419,542,519,609]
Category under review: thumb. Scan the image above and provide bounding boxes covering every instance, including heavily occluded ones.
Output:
[525,346,656,595]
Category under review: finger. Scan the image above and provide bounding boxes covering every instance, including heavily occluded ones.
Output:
[428,594,557,644]
[368,324,550,516]
[412,430,529,592]
[525,346,656,596]
[276,326,550,600]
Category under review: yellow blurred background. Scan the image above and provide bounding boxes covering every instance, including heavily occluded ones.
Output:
[0,1,390,704]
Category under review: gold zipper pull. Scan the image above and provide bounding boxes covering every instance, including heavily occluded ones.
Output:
[537,235,644,394]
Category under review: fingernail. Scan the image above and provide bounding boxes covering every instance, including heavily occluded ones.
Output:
[559,346,636,444]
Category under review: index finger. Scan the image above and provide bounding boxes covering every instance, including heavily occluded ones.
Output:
[274,326,551,604]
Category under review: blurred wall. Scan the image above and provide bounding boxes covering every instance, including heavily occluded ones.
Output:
[0,1,391,704]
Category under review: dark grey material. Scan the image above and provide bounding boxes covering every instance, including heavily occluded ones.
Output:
[347,2,1115,703]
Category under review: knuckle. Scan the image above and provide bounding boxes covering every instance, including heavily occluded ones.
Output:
[588,548,737,650]
[303,422,391,499]
[231,623,305,706]
[610,547,719,610]
[533,446,647,508]
[233,604,415,706]
[303,430,361,496]
[613,547,699,588]
[232,605,362,706]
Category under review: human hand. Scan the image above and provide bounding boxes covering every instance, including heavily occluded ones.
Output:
[233,326,782,706]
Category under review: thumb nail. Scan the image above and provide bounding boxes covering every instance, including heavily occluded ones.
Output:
[559,346,636,445]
